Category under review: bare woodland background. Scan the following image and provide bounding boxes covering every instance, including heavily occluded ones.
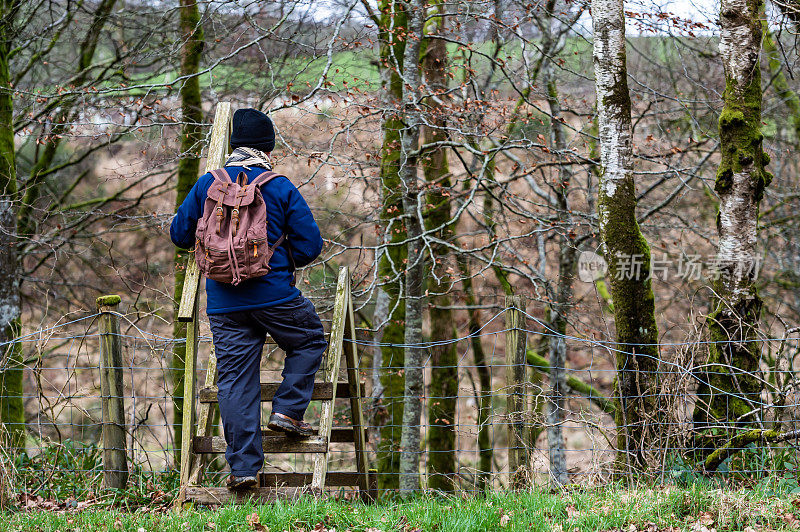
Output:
[1,0,800,496]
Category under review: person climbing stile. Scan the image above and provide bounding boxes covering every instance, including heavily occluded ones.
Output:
[170,108,327,491]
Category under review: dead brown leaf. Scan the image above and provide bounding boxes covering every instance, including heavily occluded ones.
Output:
[246,512,269,532]
[780,512,800,529]
[698,512,715,526]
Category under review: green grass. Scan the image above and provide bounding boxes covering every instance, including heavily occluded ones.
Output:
[120,48,381,96]
[3,484,800,532]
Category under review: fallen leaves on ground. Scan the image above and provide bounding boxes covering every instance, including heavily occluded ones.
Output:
[14,489,172,514]
[780,511,800,529]
[246,512,269,532]
[602,524,679,532]
[17,493,98,513]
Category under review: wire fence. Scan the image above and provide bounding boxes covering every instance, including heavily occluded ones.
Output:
[4,297,800,500]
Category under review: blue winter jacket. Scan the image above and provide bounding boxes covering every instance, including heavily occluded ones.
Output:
[170,166,323,314]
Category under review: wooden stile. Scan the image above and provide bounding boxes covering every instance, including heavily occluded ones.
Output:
[176,103,373,506]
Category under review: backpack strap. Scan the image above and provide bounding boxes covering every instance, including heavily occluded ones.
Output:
[250,171,282,188]
[268,235,295,286]
[209,168,230,183]
[209,169,230,236]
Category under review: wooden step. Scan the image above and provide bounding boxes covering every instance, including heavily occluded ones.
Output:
[198,381,365,403]
[259,470,365,488]
[183,473,376,505]
[193,434,327,454]
[184,486,313,504]
[192,427,367,455]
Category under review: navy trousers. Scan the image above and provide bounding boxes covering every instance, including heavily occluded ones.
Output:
[207,295,328,476]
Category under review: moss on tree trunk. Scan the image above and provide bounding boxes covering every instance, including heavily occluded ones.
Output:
[693,0,769,441]
[592,0,661,470]
[762,25,800,142]
[375,0,408,491]
[0,0,23,451]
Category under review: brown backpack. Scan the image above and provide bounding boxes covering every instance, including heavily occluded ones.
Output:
[194,168,284,285]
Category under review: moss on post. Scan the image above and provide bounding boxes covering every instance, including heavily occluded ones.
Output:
[96,295,122,307]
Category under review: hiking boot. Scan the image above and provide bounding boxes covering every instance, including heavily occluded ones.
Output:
[267,412,314,437]
[226,475,258,491]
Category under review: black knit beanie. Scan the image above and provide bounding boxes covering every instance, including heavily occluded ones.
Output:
[230,108,275,153]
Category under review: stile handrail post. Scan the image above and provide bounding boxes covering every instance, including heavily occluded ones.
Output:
[505,295,529,490]
[176,101,232,505]
[97,294,128,490]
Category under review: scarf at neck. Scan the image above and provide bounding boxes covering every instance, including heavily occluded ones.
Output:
[224,147,273,170]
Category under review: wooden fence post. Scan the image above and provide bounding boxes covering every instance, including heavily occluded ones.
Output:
[505,295,528,489]
[97,295,128,489]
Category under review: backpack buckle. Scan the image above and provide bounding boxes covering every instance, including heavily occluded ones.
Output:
[215,206,224,216]
[231,208,239,218]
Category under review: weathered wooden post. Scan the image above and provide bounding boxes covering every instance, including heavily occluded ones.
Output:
[97,294,128,489]
[505,295,528,489]
[176,102,231,503]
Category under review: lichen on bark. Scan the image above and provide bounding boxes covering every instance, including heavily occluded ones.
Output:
[693,0,769,440]
[592,0,662,471]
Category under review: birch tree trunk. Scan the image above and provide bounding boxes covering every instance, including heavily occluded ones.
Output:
[592,0,661,470]
[0,0,23,450]
[693,0,769,436]
[376,0,408,491]
[172,0,205,466]
[398,0,425,495]
[423,4,457,492]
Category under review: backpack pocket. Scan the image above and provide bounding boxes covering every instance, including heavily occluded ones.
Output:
[247,238,271,277]
[197,244,232,282]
